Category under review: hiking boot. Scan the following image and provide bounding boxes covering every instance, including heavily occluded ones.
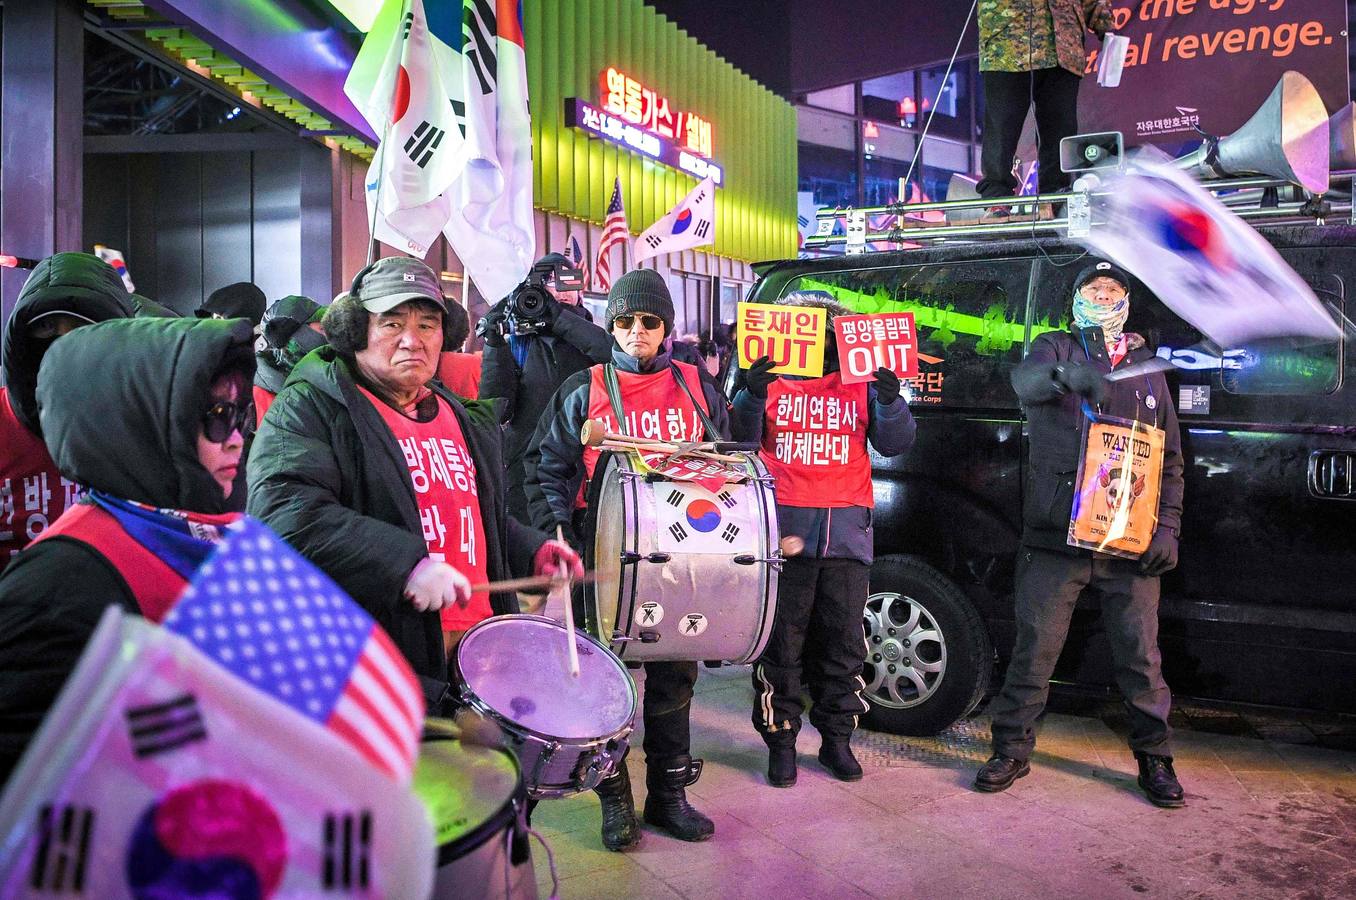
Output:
[974,754,1030,792]
[1136,752,1186,808]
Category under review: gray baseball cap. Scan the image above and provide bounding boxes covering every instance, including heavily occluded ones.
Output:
[353,257,447,315]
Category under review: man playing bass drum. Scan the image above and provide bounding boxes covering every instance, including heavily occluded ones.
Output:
[525,269,755,851]
[732,290,916,787]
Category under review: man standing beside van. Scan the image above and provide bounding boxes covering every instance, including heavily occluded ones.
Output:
[974,261,1187,808]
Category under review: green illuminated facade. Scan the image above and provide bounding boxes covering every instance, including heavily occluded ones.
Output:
[526,0,798,263]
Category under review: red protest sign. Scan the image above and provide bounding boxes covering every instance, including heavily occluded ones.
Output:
[833,313,919,385]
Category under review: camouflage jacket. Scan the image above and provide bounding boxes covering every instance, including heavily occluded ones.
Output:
[978,0,1115,76]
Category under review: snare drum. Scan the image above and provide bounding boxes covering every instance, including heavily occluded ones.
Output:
[586,451,780,664]
[414,721,537,899]
[454,615,636,798]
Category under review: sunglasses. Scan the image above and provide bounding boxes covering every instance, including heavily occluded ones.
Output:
[613,313,664,331]
[201,401,255,443]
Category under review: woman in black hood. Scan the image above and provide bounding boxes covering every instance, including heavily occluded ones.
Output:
[0,317,255,785]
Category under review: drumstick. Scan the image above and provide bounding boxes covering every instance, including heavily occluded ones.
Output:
[468,571,598,594]
[556,525,581,679]
[599,438,746,465]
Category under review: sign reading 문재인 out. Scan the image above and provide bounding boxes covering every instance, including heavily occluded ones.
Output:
[737,302,826,377]
[832,313,919,385]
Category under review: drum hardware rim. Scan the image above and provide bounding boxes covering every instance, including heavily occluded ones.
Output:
[453,616,639,747]
[732,553,785,567]
[418,736,529,867]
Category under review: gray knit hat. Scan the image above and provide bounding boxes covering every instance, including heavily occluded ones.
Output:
[605,269,674,336]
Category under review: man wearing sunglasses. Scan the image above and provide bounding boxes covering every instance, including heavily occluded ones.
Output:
[248,256,580,716]
[974,260,1186,808]
[524,268,752,853]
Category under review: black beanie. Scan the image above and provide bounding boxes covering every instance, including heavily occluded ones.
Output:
[198,281,267,325]
[605,268,674,336]
[1073,260,1131,294]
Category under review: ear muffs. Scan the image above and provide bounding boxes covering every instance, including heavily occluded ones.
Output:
[349,261,377,298]
[321,293,371,354]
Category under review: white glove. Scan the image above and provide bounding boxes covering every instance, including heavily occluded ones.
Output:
[403,558,472,612]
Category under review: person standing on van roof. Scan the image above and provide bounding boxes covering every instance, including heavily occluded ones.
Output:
[732,291,916,788]
[976,0,1116,223]
[974,260,1187,808]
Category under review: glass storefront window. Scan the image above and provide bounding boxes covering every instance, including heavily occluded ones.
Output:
[805,84,856,115]
[798,142,858,209]
[917,63,972,140]
[862,71,915,129]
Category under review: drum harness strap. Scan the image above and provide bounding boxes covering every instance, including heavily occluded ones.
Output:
[601,362,725,441]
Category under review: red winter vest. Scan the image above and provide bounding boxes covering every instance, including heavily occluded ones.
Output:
[762,373,874,509]
[0,387,79,566]
[437,352,483,399]
[361,389,492,630]
[33,503,193,623]
[580,361,710,507]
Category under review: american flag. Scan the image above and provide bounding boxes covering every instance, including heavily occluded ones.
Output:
[164,519,424,783]
[593,177,630,292]
[568,234,590,289]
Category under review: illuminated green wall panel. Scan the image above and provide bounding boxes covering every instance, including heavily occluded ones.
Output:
[526,0,796,263]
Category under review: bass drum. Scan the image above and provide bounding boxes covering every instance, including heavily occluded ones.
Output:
[586,450,780,664]
[414,720,537,900]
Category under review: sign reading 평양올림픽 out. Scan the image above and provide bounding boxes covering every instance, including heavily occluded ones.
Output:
[832,313,919,385]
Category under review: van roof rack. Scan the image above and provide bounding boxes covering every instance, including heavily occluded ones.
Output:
[803,173,1356,254]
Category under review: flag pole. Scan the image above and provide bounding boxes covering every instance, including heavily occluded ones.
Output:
[366,116,394,268]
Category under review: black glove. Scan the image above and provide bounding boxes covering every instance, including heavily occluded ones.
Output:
[873,367,902,405]
[476,302,508,348]
[1139,529,1178,577]
[539,293,563,331]
[744,356,778,399]
[1053,361,1108,405]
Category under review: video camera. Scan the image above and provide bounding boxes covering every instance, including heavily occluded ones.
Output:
[481,256,587,339]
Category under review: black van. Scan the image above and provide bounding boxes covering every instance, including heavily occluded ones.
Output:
[746,226,1356,735]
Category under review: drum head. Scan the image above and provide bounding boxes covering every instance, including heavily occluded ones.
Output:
[413,730,519,859]
[457,616,635,740]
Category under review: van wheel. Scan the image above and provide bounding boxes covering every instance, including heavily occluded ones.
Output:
[860,556,992,736]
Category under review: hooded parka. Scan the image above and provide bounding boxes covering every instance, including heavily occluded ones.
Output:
[1,253,137,565]
[0,316,255,784]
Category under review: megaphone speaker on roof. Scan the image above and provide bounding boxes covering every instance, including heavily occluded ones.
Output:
[1173,70,1329,193]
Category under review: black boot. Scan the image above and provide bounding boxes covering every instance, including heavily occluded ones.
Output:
[765,734,797,788]
[974,754,1030,792]
[817,737,863,782]
[1135,752,1186,808]
[594,760,642,851]
[643,755,715,842]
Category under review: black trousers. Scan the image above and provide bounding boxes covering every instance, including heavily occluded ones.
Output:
[639,660,698,760]
[977,67,1082,199]
[988,546,1174,762]
[752,557,870,743]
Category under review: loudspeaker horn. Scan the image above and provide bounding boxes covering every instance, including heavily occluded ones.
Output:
[1174,70,1329,194]
[1329,102,1356,173]
[1059,131,1124,174]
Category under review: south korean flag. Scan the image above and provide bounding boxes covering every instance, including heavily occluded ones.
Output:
[653,481,758,555]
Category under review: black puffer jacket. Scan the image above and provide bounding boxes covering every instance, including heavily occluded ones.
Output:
[247,347,547,699]
[478,302,613,518]
[0,317,255,785]
[1011,325,1184,553]
[1,252,135,435]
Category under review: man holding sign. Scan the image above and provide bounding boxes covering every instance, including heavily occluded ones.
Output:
[973,260,1187,809]
[732,291,915,787]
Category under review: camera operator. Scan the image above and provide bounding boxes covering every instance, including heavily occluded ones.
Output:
[477,252,612,520]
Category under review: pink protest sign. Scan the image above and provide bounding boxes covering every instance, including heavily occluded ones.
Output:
[833,313,918,385]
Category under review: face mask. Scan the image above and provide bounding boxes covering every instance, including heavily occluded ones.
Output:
[1072,289,1129,343]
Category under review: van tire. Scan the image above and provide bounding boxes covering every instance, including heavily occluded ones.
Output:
[859,555,992,736]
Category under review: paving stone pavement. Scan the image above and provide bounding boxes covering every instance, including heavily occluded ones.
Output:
[528,665,1356,899]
